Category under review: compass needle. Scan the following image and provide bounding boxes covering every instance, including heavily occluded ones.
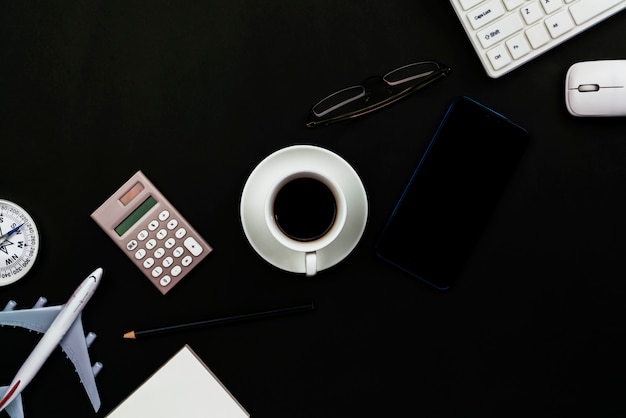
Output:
[0,222,24,244]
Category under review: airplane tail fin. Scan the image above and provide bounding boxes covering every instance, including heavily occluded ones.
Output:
[0,386,24,418]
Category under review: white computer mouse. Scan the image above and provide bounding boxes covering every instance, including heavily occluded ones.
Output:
[565,60,626,117]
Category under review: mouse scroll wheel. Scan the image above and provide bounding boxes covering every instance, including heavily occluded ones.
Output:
[577,84,600,92]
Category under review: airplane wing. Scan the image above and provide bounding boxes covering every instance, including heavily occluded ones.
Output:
[59,313,102,412]
[0,304,63,333]
[0,387,24,418]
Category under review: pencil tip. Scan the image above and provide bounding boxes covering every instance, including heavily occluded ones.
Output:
[123,331,136,339]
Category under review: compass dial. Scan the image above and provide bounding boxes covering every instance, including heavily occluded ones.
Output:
[0,199,40,286]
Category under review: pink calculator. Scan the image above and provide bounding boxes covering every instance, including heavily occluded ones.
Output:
[91,170,212,294]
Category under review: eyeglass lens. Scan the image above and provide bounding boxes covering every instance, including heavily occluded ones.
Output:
[312,85,365,117]
[384,61,441,86]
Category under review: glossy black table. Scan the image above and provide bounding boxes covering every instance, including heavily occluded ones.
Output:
[2,2,626,416]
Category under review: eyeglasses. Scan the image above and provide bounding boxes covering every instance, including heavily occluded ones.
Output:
[306,61,451,128]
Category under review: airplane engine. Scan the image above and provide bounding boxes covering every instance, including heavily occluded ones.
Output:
[85,332,97,348]
[2,300,17,311]
[33,297,47,309]
[92,362,103,377]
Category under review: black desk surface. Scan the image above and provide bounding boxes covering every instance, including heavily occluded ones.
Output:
[2,2,626,417]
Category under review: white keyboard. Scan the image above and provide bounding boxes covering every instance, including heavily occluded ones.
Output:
[449,0,626,78]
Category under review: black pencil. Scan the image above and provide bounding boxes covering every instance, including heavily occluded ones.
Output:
[123,302,315,339]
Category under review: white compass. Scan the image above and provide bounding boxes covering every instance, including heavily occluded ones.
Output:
[0,199,40,286]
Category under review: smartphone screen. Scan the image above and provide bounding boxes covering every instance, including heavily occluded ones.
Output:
[375,96,529,290]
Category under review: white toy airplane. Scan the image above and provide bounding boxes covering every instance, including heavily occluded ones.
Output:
[0,268,104,418]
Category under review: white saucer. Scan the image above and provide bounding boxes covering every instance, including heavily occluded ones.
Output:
[240,144,368,275]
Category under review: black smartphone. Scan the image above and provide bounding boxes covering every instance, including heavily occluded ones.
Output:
[375,96,529,290]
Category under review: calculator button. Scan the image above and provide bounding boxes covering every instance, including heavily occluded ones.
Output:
[156,229,167,240]
[165,238,176,249]
[127,240,138,251]
[135,248,147,259]
[158,210,170,221]
[175,228,187,239]
[152,266,163,277]
[166,219,178,230]
[182,255,193,267]
[148,220,159,231]
[184,237,203,256]
[154,248,165,259]
[171,265,182,276]
[173,246,184,257]
[160,275,172,287]
[163,256,174,268]
[137,230,149,241]
[143,257,155,268]
[146,238,157,250]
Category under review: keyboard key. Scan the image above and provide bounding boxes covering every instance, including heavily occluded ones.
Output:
[526,23,551,48]
[545,10,575,38]
[569,0,623,25]
[521,2,544,25]
[506,33,531,59]
[503,0,524,11]
[487,44,512,70]
[469,0,505,29]
[477,13,524,48]
[540,0,564,14]
[460,0,485,10]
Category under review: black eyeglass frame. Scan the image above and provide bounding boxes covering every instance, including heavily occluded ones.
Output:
[306,61,451,128]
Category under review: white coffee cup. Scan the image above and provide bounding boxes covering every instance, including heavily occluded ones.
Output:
[265,172,347,276]
[240,144,368,276]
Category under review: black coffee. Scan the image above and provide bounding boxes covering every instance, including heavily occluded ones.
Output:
[273,177,337,242]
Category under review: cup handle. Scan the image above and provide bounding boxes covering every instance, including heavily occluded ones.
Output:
[305,252,317,277]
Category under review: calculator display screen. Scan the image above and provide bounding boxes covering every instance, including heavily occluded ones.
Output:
[115,195,157,236]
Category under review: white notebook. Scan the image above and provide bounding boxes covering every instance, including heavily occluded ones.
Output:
[106,345,249,418]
